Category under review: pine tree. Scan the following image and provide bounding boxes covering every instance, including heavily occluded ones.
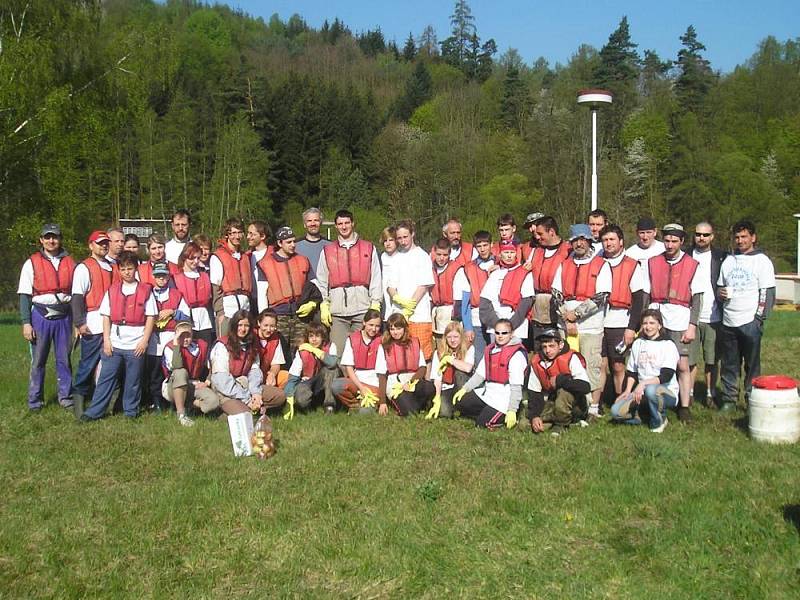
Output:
[441,0,476,68]
[402,33,417,61]
[675,25,715,113]
[394,62,433,121]
[500,65,527,132]
[418,25,439,58]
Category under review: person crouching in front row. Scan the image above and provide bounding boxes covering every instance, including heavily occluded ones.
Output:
[283,322,339,419]
[161,320,216,427]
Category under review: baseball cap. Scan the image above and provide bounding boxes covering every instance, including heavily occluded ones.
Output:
[568,223,593,242]
[276,226,295,241]
[499,239,518,251]
[523,212,545,228]
[536,327,562,342]
[152,262,171,277]
[661,223,686,239]
[88,230,110,244]
[41,223,61,237]
[636,217,657,231]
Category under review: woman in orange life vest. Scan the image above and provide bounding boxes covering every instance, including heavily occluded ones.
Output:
[375,313,435,416]
[256,309,290,389]
[330,309,385,413]
[174,242,215,346]
[451,318,527,430]
[527,328,591,436]
[208,310,264,416]
[161,321,216,427]
[282,322,340,419]
[426,321,475,419]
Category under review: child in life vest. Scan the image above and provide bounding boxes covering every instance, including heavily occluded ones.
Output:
[426,322,475,419]
[331,309,384,413]
[81,251,157,420]
[161,321,216,426]
[527,328,591,436]
[175,242,215,346]
[452,318,527,430]
[254,309,289,412]
[283,322,339,419]
[376,313,435,416]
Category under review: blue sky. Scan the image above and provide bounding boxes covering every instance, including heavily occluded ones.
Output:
[223,0,797,73]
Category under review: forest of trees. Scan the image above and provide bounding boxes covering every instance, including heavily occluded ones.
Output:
[1,0,799,301]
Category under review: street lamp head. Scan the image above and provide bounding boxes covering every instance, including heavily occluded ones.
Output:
[577,88,613,108]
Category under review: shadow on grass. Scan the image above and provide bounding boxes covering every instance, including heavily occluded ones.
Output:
[733,415,749,435]
[782,505,800,535]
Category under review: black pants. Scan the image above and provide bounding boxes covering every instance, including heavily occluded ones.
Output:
[143,354,166,410]
[454,391,506,429]
[390,379,436,416]
[719,319,763,404]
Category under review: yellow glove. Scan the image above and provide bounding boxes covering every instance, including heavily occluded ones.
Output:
[437,354,454,374]
[298,343,325,360]
[406,379,418,392]
[369,301,381,312]
[155,316,171,329]
[283,396,295,421]
[453,388,467,404]
[506,410,517,429]
[296,300,316,318]
[320,301,332,327]
[401,306,414,319]
[392,295,417,310]
[425,394,441,420]
[359,390,379,408]
[388,382,404,400]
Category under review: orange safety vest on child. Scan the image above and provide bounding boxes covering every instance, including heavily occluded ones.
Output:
[109,281,153,326]
[647,253,699,308]
[463,261,491,308]
[323,239,373,288]
[385,338,421,375]
[155,287,184,331]
[217,336,256,378]
[349,332,381,371]
[530,349,585,392]
[484,343,526,384]
[258,334,282,378]
[431,261,459,306]
[163,339,209,380]
[30,252,76,296]
[299,343,330,378]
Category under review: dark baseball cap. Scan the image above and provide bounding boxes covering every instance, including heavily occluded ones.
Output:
[636,217,656,231]
[41,223,61,237]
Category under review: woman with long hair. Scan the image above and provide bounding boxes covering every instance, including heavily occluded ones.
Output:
[331,309,384,413]
[427,321,475,418]
[174,241,215,346]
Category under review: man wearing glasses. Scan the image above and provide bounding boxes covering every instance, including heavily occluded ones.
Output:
[690,222,727,407]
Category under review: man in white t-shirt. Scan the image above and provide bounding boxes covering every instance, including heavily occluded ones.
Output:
[626,216,665,271]
[717,220,776,411]
[165,209,192,265]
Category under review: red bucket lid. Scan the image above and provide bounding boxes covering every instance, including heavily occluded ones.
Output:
[752,375,798,390]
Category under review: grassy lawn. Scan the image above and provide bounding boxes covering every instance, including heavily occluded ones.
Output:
[1,312,800,598]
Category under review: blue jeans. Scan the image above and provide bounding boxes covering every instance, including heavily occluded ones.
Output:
[611,384,678,429]
[71,333,104,398]
[28,308,73,408]
[84,348,144,419]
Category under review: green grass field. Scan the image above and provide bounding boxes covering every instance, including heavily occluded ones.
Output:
[1,313,800,598]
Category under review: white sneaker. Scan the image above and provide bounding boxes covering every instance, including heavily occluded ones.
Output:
[178,414,194,427]
[650,418,668,433]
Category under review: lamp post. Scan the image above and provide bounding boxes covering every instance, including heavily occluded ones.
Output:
[794,213,800,275]
[577,89,613,211]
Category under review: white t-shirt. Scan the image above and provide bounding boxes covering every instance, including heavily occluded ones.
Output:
[178,270,214,331]
[718,251,776,328]
[287,343,338,378]
[99,282,158,350]
[626,240,665,270]
[340,336,380,387]
[259,337,286,367]
[479,266,534,338]
[71,259,114,335]
[147,287,191,356]
[374,342,427,388]
[165,238,187,265]
[17,254,73,305]
[644,252,704,332]
[209,253,251,318]
[527,353,590,393]
[473,345,528,414]
[431,346,476,391]
[386,246,435,323]
[626,337,679,397]
[381,251,396,320]
[453,259,495,327]
[251,247,269,312]
[604,254,646,329]
[692,249,721,323]
[552,256,612,334]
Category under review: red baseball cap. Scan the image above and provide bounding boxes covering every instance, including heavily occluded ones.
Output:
[88,230,110,244]
[499,239,517,250]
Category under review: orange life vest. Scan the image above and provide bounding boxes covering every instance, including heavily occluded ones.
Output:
[173,271,212,308]
[323,239,373,288]
[385,338,421,375]
[109,281,153,326]
[163,339,209,380]
[349,331,381,371]
[647,253,699,308]
[214,244,252,296]
[258,253,310,307]
[137,261,155,286]
[154,287,184,331]
[530,350,585,392]
[560,255,605,301]
[521,242,535,265]
[484,343,526,384]
[498,266,530,310]
[258,333,281,378]
[463,261,491,308]
[431,261,459,306]
[429,241,474,268]
[82,258,113,312]
[438,352,458,385]
[217,336,256,378]
[531,242,570,293]
[30,252,75,296]
[299,343,330,378]
[608,256,639,309]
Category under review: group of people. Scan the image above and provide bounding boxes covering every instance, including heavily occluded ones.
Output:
[18,206,776,434]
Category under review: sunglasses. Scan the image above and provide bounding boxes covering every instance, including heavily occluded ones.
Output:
[495,330,512,335]
[694,232,712,237]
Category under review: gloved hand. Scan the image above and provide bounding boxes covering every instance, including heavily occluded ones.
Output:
[388,382,404,400]
[437,354,454,374]
[401,306,415,319]
[155,315,172,329]
[283,396,295,421]
[359,390,379,408]
[320,300,332,327]
[298,343,325,359]
[392,295,417,310]
[369,301,382,312]
[425,394,441,420]
[453,388,467,404]
[506,410,517,429]
[405,379,418,392]
[296,300,316,318]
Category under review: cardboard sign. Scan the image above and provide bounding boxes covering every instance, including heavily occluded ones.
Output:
[227,412,254,457]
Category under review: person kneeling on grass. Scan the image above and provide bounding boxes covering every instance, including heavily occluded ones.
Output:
[527,328,591,436]
[610,309,679,433]
[426,321,475,419]
[283,322,339,419]
[451,318,527,430]
[161,321,216,426]
[376,313,435,416]
[331,309,385,414]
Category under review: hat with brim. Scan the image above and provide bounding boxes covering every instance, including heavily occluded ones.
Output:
[41,223,61,237]
[568,223,593,242]
[152,262,171,277]
[661,223,685,239]
[88,230,110,244]
[523,212,545,228]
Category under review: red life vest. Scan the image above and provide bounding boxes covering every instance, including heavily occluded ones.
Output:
[463,261,491,308]
[349,331,381,371]
[163,339,209,380]
[30,252,76,296]
[560,255,605,301]
[484,343,526,384]
[498,266,530,310]
[214,244,252,296]
[438,352,458,385]
[323,239,374,288]
[429,242,474,268]
[258,253,310,307]
[217,336,256,378]
[299,343,330,378]
[531,242,570,293]
[385,338,421,375]
[82,258,113,312]
[258,333,281,377]
[431,261,459,306]
[109,281,152,326]
[648,253,699,308]
[155,287,184,331]
[521,242,535,265]
[173,271,212,309]
[608,256,639,309]
[530,350,585,392]
[137,261,155,286]
[491,241,523,263]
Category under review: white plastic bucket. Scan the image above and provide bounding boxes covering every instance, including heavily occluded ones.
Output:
[749,375,800,444]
